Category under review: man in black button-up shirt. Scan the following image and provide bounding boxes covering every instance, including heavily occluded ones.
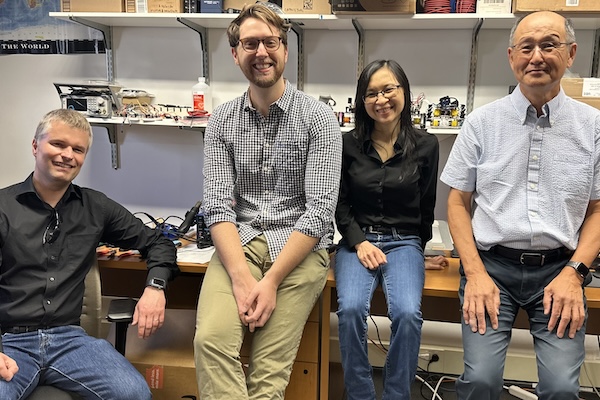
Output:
[0,109,179,399]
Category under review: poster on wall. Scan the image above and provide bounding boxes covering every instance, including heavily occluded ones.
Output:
[0,0,105,55]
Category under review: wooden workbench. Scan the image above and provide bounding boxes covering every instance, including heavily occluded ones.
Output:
[99,256,600,400]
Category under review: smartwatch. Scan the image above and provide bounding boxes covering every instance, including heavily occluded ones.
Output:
[565,261,589,280]
[146,277,167,291]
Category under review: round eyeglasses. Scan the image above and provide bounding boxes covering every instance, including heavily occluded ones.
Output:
[238,36,283,53]
[363,85,401,104]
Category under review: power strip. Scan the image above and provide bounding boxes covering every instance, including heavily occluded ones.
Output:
[508,385,538,400]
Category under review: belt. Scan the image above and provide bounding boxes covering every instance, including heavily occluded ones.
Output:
[489,245,571,266]
[363,225,396,235]
[1,326,55,334]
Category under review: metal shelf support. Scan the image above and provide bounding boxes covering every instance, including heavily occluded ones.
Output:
[291,22,305,91]
[90,122,120,169]
[592,28,600,78]
[178,18,210,83]
[70,17,114,82]
[352,19,365,80]
[466,18,484,114]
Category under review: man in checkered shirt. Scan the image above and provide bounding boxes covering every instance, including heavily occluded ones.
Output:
[193,3,342,399]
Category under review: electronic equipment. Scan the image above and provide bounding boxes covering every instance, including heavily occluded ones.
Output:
[54,82,121,118]
[195,213,212,249]
[428,96,466,129]
[178,201,202,236]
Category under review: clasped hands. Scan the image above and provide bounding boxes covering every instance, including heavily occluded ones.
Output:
[234,275,277,333]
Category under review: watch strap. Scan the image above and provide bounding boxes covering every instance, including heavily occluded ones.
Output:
[565,261,589,280]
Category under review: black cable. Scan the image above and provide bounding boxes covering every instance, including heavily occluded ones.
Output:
[369,315,388,352]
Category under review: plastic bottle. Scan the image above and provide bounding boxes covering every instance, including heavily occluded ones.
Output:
[192,77,211,112]
[344,97,355,128]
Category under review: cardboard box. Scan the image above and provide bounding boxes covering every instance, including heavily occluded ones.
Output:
[125,0,137,12]
[132,363,198,400]
[476,0,512,14]
[513,0,600,13]
[61,0,125,12]
[108,309,199,400]
[332,0,415,14]
[282,0,331,14]
[223,0,330,13]
[137,0,185,12]
[561,77,600,110]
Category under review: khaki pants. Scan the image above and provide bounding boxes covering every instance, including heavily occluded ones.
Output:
[194,235,329,400]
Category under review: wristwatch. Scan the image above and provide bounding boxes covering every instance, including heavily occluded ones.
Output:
[146,277,167,291]
[565,261,589,280]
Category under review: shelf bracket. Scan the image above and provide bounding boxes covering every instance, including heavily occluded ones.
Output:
[352,19,365,80]
[290,22,305,91]
[90,122,120,170]
[177,18,210,83]
[466,18,484,115]
[69,17,115,82]
[592,28,600,78]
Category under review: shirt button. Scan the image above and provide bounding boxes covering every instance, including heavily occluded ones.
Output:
[532,155,538,161]
[529,183,536,189]
[50,277,55,282]
[46,300,51,305]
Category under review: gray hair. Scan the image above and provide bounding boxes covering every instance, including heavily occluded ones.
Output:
[34,109,93,148]
[509,12,576,46]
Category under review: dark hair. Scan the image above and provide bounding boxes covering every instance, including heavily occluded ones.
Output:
[227,2,290,49]
[353,59,420,168]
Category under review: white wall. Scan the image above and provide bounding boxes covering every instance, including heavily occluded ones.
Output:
[0,21,596,221]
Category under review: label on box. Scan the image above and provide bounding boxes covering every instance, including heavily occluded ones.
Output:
[582,78,600,98]
[146,365,165,389]
[566,0,579,5]
[476,0,512,14]
[332,0,414,13]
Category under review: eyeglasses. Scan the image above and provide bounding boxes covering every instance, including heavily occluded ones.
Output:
[238,36,283,53]
[511,41,572,56]
[43,210,61,244]
[363,85,402,104]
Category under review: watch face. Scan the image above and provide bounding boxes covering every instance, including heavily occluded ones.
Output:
[567,261,589,277]
[149,278,166,289]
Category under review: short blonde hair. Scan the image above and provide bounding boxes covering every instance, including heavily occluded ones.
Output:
[34,109,93,148]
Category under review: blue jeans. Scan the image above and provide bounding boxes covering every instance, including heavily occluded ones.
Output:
[335,233,424,400]
[456,251,586,400]
[0,326,150,400]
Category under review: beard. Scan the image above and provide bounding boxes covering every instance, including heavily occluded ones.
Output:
[240,61,284,89]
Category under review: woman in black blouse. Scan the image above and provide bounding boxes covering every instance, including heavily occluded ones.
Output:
[334,59,440,400]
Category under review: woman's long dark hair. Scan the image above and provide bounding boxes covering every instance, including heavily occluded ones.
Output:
[353,60,421,173]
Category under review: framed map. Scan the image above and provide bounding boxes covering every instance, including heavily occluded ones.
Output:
[0,0,105,54]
